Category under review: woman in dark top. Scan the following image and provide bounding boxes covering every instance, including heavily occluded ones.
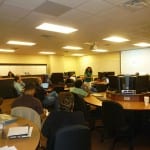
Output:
[41,92,85,150]
[84,67,93,89]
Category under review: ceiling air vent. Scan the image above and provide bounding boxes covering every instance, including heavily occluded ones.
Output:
[124,0,150,8]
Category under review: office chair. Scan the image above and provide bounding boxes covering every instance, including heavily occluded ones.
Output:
[11,106,41,129]
[53,125,91,150]
[102,100,134,150]
[72,93,102,130]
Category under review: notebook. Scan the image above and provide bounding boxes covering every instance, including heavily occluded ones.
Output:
[0,114,17,124]
[41,83,49,89]
[7,126,33,139]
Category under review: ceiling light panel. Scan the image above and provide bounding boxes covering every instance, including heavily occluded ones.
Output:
[39,51,56,55]
[71,53,84,56]
[92,49,108,52]
[7,40,36,46]
[0,49,15,53]
[103,36,129,42]
[36,23,78,34]
[63,46,83,50]
[133,42,150,47]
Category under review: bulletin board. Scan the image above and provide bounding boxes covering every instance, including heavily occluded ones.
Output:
[0,64,47,76]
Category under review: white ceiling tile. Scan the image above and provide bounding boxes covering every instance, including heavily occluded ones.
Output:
[105,0,129,5]
[77,0,113,15]
[0,3,30,19]
[47,0,89,8]
[4,0,46,10]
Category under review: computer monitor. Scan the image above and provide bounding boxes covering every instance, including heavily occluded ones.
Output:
[98,72,105,80]
[98,72,115,80]
[108,75,121,92]
[104,72,115,77]
[134,75,149,93]
[119,75,136,90]
[50,73,64,84]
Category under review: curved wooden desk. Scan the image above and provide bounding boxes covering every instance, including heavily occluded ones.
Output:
[0,116,40,150]
[84,95,150,110]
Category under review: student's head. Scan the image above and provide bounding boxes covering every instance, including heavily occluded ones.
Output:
[58,92,74,112]
[85,66,92,73]
[14,75,21,82]
[36,77,42,85]
[74,79,83,88]
[24,82,36,96]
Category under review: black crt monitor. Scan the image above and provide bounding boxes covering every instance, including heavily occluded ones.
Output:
[108,75,121,92]
[134,75,149,93]
[50,73,64,84]
[67,71,76,77]
[98,72,105,80]
[104,72,115,77]
[119,75,136,90]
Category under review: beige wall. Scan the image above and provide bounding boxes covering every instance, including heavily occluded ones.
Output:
[77,52,120,75]
[0,54,49,75]
[0,54,48,64]
[48,55,78,74]
[0,52,120,75]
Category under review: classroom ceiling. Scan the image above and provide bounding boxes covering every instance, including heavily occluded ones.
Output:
[0,0,150,56]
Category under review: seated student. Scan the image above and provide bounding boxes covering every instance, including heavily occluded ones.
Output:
[70,79,90,97]
[41,92,85,150]
[11,82,44,118]
[35,77,58,110]
[8,71,15,78]
[13,75,25,96]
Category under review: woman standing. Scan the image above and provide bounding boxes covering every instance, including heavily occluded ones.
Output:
[84,67,93,88]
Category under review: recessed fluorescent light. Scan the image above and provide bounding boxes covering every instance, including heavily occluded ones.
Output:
[63,46,83,50]
[39,51,56,55]
[92,49,108,52]
[7,40,36,46]
[103,36,129,43]
[0,49,15,53]
[133,42,150,47]
[36,23,78,34]
[71,53,84,56]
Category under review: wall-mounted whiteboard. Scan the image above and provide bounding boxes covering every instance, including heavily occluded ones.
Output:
[121,48,150,75]
[0,64,47,76]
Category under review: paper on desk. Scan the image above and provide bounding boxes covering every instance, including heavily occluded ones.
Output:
[0,146,17,150]
[7,126,33,138]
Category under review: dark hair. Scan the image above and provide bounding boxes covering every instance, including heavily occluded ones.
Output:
[59,92,74,112]
[74,80,83,88]
[24,82,36,91]
[85,67,92,74]
[14,76,20,81]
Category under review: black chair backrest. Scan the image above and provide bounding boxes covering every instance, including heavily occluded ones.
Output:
[72,93,90,121]
[54,125,91,150]
[102,100,126,134]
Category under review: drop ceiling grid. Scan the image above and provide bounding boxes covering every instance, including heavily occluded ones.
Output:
[35,1,72,17]
[3,0,46,10]
[47,0,89,8]
[0,3,30,19]
[16,11,57,28]
[75,0,114,15]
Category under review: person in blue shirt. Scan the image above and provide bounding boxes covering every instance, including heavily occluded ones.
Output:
[13,75,25,96]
